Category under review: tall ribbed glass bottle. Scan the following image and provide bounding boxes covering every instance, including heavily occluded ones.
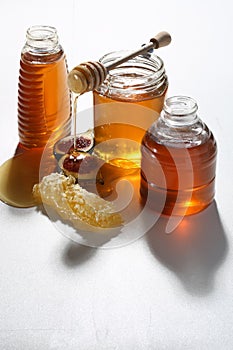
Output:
[18,25,71,150]
[0,25,71,208]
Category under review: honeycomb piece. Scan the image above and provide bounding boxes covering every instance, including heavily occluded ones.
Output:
[33,173,122,229]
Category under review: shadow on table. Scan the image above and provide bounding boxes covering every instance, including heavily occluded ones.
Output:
[62,242,97,268]
[146,201,228,296]
[30,205,98,267]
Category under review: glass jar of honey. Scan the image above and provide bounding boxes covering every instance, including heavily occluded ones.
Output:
[18,25,71,150]
[0,26,71,208]
[93,51,168,170]
[140,96,217,216]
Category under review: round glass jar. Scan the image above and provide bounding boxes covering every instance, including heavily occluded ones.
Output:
[140,96,217,216]
[93,51,168,170]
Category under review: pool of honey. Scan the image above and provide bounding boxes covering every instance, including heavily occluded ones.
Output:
[0,145,56,208]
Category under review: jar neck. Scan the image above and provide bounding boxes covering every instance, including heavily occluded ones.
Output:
[161,96,199,127]
[23,25,61,54]
[148,96,209,148]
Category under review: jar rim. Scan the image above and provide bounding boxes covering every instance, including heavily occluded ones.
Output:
[164,96,198,116]
[26,25,57,41]
[25,25,60,53]
[100,50,164,79]
[97,50,167,99]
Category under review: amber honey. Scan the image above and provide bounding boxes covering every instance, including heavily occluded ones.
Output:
[93,51,168,170]
[140,96,217,216]
[0,147,57,208]
[18,50,71,148]
[93,82,167,169]
[0,26,71,208]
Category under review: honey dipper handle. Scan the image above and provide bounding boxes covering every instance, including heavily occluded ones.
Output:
[150,31,172,48]
[105,31,171,71]
[67,31,171,94]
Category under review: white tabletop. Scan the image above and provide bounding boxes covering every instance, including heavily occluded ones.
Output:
[1,0,233,349]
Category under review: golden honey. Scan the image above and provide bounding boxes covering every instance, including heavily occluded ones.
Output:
[0,26,71,207]
[93,51,168,170]
[140,96,217,216]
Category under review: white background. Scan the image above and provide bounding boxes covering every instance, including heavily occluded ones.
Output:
[0,0,233,349]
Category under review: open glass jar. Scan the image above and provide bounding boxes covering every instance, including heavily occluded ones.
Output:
[93,51,168,170]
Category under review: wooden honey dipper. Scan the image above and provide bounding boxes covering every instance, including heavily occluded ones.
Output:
[67,31,171,94]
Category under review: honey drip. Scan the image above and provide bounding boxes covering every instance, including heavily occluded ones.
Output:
[72,94,79,150]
